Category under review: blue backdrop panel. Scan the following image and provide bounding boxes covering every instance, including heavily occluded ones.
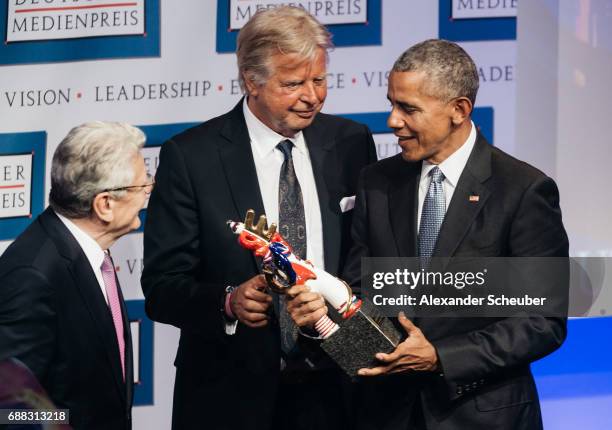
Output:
[126,299,154,406]
[0,131,46,241]
[216,0,382,53]
[438,0,516,41]
[0,0,160,65]
[534,317,612,399]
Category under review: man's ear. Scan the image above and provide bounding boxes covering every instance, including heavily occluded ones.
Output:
[450,97,473,126]
[92,192,113,223]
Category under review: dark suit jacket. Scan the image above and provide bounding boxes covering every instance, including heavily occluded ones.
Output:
[343,133,569,430]
[0,208,133,430]
[141,100,376,429]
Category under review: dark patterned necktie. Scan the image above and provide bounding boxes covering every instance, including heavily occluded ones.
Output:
[277,139,306,355]
[418,166,446,267]
[277,139,307,259]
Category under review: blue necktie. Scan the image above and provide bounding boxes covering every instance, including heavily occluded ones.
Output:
[418,166,446,265]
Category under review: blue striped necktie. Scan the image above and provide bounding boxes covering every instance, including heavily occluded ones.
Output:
[418,166,446,265]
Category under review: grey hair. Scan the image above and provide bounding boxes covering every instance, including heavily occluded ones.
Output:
[236,5,333,92]
[392,39,479,105]
[49,121,145,218]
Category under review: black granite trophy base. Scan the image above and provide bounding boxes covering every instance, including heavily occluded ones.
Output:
[321,299,402,377]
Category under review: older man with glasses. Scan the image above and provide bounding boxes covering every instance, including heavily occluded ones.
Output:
[0,121,150,430]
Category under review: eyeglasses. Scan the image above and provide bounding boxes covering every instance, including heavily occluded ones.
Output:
[103,173,155,195]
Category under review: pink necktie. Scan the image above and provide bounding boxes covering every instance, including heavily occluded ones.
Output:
[101,253,125,380]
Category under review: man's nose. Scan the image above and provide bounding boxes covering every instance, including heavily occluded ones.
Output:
[300,82,319,104]
[387,107,403,129]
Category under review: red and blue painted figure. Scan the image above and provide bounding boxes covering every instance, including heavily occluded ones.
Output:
[228,210,362,338]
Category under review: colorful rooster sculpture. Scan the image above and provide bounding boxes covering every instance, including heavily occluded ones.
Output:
[228,210,362,338]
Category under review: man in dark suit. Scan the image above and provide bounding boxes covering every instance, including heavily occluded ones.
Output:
[0,122,151,430]
[141,6,376,430]
[343,39,569,429]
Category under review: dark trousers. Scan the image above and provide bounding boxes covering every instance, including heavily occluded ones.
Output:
[273,368,352,430]
[408,400,427,430]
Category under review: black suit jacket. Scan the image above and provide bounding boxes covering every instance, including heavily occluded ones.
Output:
[141,100,376,429]
[0,208,133,430]
[344,133,569,430]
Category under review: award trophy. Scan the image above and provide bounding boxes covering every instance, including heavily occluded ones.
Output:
[228,209,402,376]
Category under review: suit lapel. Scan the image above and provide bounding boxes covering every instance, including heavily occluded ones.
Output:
[218,100,266,220]
[69,254,127,401]
[117,278,133,408]
[303,120,342,273]
[217,100,266,271]
[388,158,421,257]
[39,209,128,402]
[434,134,492,258]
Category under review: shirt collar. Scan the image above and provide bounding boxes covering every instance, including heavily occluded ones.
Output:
[243,98,306,158]
[55,210,106,271]
[421,120,477,187]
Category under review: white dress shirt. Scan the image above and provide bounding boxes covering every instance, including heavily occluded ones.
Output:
[243,98,325,269]
[55,211,109,303]
[417,121,477,231]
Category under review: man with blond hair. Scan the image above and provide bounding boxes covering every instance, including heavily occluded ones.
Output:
[142,6,376,430]
[0,122,152,429]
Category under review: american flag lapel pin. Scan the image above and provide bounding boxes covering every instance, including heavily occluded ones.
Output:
[469,195,480,202]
